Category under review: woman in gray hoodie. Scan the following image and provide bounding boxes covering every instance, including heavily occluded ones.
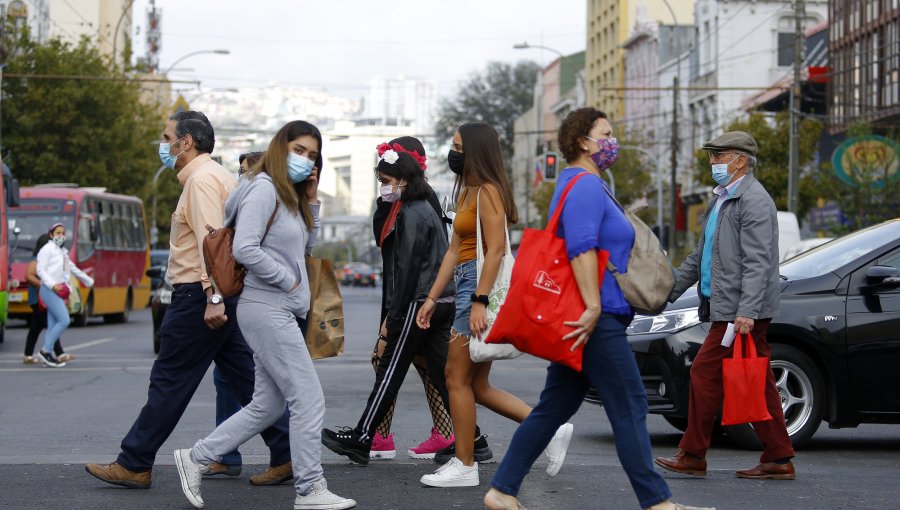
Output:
[173,121,356,510]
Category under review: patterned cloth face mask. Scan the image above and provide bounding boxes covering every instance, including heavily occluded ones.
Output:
[584,136,620,171]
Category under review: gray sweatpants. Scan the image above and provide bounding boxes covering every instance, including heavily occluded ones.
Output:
[191,299,325,494]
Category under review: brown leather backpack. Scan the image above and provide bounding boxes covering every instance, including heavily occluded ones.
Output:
[203,202,278,297]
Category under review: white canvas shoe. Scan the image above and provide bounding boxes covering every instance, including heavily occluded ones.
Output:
[544,423,574,477]
[173,449,204,509]
[294,478,356,510]
[420,457,479,487]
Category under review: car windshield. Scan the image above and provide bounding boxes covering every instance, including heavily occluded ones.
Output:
[780,220,900,279]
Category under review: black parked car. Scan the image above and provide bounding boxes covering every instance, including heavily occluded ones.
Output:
[146,264,172,354]
[596,219,900,449]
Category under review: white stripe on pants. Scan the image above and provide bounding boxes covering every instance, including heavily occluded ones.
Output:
[191,299,325,495]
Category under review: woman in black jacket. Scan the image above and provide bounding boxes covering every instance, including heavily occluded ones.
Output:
[321,143,455,465]
[367,137,455,460]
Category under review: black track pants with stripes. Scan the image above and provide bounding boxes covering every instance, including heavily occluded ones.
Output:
[355,301,454,442]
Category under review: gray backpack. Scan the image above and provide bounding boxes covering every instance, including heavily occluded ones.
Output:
[603,187,674,316]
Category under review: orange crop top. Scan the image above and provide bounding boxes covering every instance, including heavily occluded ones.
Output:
[453,190,478,264]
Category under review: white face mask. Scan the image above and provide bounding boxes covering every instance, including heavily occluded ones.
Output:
[53,236,66,247]
[379,183,403,203]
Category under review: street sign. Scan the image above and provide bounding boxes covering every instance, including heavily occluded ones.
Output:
[171,95,190,114]
[808,203,844,230]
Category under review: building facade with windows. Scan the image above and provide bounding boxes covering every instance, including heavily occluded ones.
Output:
[829,0,900,133]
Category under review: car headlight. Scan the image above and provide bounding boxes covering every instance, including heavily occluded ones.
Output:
[159,289,173,305]
[627,308,700,335]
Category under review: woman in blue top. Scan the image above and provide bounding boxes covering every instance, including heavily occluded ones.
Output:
[485,108,713,510]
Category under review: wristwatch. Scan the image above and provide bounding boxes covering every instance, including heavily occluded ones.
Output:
[208,293,224,305]
[471,293,490,306]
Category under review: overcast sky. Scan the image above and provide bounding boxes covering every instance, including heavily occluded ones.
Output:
[130,0,587,99]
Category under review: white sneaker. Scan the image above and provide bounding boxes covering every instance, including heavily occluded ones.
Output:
[544,423,573,477]
[420,457,479,487]
[174,449,204,509]
[294,478,357,510]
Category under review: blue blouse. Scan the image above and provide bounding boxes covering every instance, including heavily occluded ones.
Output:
[548,168,635,316]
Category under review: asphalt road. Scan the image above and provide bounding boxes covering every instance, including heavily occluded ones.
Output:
[1,287,898,509]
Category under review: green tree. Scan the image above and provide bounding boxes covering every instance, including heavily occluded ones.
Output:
[435,61,542,165]
[1,29,161,197]
[694,112,823,219]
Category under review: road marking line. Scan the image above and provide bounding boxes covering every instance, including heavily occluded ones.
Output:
[0,366,153,373]
[64,337,117,352]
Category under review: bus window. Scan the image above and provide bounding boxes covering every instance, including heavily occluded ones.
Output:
[77,213,95,262]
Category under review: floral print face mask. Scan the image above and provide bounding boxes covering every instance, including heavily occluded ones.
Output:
[584,136,620,171]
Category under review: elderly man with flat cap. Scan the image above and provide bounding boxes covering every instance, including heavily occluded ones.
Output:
[655,131,795,480]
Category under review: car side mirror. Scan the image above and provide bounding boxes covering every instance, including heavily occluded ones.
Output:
[145,266,163,279]
[866,265,900,287]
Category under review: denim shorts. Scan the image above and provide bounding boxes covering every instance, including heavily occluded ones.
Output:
[452,260,477,336]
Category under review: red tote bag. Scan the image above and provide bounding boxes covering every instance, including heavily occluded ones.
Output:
[721,333,773,426]
[485,173,609,372]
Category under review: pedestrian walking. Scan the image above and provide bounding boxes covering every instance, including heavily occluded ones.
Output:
[321,140,455,467]
[22,233,69,364]
[35,223,93,368]
[366,136,455,460]
[173,120,355,510]
[415,123,572,488]
[655,131,796,480]
[484,107,713,510]
[84,111,292,490]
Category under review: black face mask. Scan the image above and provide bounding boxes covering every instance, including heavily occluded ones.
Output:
[447,150,465,176]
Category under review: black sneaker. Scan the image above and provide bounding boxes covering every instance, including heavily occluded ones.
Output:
[434,435,494,464]
[36,350,66,368]
[321,427,371,465]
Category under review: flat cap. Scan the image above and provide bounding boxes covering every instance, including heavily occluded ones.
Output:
[701,131,758,157]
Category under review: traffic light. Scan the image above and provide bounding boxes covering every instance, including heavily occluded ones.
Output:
[543,152,559,181]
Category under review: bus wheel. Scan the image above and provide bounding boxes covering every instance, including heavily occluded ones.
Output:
[105,291,132,324]
[73,295,93,328]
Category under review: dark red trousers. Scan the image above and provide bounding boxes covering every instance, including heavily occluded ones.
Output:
[679,319,795,463]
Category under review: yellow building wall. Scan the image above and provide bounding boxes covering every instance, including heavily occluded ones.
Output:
[585,0,694,123]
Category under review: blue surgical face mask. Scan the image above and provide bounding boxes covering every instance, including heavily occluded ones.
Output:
[286,153,314,183]
[158,137,184,169]
[711,155,739,186]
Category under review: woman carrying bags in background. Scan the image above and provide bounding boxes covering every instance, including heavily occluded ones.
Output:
[416,122,572,488]
[483,107,713,510]
[35,223,94,368]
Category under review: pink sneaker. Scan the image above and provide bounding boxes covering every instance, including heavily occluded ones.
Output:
[369,432,396,460]
[408,428,454,459]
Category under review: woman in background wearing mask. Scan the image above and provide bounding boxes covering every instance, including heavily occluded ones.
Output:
[366,137,455,461]
[22,234,70,364]
[174,120,356,510]
[416,123,572,488]
[320,142,456,471]
[484,108,712,510]
[35,223,94,368]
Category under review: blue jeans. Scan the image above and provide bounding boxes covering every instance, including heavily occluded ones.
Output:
[213,367,243,465]
[451,260,477,335]
[491,314,672,509]
[40,286,70,354]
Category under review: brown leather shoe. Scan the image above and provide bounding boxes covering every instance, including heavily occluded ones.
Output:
[735,461,795,480]
[202,462,242,477]
[85,462,151,489]
[249,462,292,486]
[654,449,707,477]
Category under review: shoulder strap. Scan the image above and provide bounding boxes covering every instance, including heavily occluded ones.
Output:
[545,172,590,233]
[260,201,280,244]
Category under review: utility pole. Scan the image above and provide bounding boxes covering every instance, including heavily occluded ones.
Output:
[669,75,679,251]
[788,0,806,213]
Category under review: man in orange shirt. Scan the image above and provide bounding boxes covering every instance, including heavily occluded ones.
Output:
[85,111,292,489]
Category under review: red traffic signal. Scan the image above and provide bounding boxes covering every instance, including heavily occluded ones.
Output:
[543,152,559,181]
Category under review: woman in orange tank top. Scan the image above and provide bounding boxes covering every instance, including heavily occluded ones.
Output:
[416,123,573,488]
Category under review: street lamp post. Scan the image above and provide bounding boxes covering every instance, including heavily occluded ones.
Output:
[163,49,230,75]
[111,0,137,68]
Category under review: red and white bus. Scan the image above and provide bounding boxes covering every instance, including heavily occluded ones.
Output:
[8,186,151,325]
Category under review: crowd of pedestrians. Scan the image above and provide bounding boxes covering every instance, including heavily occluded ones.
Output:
[67,106,795,509]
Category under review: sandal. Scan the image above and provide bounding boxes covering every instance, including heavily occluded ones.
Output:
[23,356,39,364]
[58,353,77,362]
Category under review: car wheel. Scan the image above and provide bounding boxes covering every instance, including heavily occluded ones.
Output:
[726,344,825,450]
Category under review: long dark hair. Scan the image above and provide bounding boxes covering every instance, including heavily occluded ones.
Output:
[33,234,50,257]
[377,152,429,202]
[247,121,323,229]
[453,122,518,224]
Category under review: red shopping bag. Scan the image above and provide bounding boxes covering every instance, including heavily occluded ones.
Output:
[485,173,609,372]
[721,333,773,426]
